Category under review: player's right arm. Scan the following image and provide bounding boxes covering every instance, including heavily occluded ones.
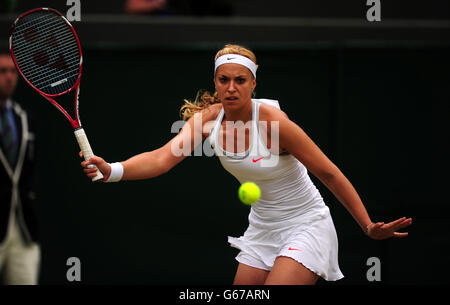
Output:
[81,104,220,181]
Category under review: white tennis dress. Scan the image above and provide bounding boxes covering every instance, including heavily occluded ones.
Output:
[207,99,344,281]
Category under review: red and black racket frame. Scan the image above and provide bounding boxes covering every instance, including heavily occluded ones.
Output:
[9,7,84,130]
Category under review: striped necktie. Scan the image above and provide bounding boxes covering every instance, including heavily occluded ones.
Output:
[0,106,18,166]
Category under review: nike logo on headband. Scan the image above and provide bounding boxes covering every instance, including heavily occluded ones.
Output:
[215,54,257,79]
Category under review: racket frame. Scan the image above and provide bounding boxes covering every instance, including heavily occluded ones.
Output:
[9,7,83,129]
[9,7,103,181]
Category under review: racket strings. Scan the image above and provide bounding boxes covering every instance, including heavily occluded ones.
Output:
[23,57,80,86]
[13,12,54,31]
[16,43,78,76]
[13,29,75,57]
[11,10,81,95]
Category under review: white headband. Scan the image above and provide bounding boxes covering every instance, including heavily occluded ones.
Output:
[214,54,257,79]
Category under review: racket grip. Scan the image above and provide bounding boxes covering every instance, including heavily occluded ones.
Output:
[74,128,104,182]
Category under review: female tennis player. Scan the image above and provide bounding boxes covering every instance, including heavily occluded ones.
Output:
[80,44,412,285]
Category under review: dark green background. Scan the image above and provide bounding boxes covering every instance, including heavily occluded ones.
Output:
[10,45,449,284]
[1,0,448,287]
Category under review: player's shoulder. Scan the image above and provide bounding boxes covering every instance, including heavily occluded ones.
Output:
[201,102,222,120]
[259,102,289,122]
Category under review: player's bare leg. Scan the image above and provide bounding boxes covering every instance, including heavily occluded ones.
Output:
[264,256,319,285]
[233,263,269,285]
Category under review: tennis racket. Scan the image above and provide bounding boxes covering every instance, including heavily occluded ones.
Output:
[9,7,103,181]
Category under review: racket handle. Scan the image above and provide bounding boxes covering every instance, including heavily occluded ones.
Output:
[74,128,104,182]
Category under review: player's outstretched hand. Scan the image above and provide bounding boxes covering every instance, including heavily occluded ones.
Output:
[79,151,111,181]
[366,217,412,240]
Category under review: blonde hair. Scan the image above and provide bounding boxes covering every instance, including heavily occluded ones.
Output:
[179,44,257,121]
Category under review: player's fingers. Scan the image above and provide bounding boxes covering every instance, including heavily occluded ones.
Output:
[398,218,412,228]
[87,156,104,165]
[81,160,95,167]
[374,222,384,229]
[389,217,412,231]
[368,222,383,236]
[87,172,99,179]
[84,168,98,174]
[81,160,97,170]
[393,232,409,238]
[79,151,83,158]
[384,217,406,229]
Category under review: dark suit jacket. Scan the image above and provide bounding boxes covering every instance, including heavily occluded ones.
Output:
[0,101,39,244]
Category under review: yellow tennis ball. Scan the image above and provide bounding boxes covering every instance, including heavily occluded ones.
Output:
[238,182,261,205]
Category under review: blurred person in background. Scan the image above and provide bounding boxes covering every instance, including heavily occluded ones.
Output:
[0,49,40,285]
[125,0,234,16]
[125,0,168,15]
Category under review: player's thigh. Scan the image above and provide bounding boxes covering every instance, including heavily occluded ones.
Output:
[264,256,319,285]
[233,263,269,285]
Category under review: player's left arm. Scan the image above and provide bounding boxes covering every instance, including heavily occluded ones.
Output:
[270,109,412,239]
